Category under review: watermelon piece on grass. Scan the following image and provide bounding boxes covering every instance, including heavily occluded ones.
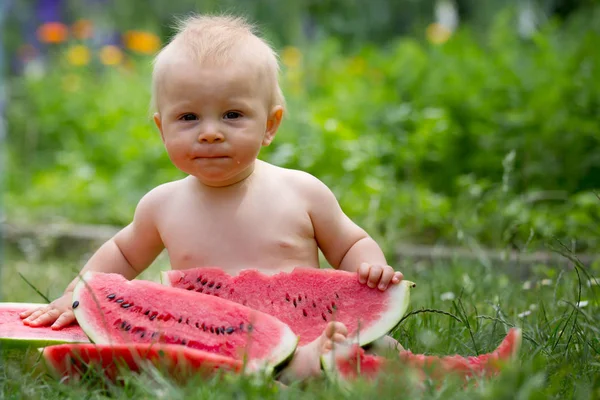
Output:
[72,272,298,373]
[162,267,415,346]
[42,343,242,383]
[0,303,89,348]
[322,328,522,386]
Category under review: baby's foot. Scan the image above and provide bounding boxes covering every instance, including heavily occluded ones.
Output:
[321,321,349,353]
[277,322,348,384]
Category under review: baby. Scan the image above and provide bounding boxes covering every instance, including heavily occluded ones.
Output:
[21,14,403,382]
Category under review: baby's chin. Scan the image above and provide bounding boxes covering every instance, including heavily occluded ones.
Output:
[187,164,256,187]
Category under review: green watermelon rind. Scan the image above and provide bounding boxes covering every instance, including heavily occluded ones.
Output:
[0,303,90,349]
[71,272,298,375]
[160,269,415,348]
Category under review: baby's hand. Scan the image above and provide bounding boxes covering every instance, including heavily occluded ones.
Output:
[358,262,403,291]
[20,292,76,329]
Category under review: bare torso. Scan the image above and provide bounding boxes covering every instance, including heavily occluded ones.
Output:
[155,161,319,274]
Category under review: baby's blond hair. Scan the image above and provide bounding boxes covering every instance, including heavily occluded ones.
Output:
[151,14,285,112]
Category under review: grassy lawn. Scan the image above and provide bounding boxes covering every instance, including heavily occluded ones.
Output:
[1,247,599,399]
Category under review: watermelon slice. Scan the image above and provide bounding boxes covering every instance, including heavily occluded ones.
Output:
[42,343,242,383]
[0,303,89,348]
[72,272,297,372]
[322,328,522,385]
[162,267,415,346]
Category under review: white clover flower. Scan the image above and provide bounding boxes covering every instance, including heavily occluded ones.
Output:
[540,279,552,286]
[522,281,532,290]
[576,300,589,308]
[440,292,455,301]
[518,310,532,318]
[529,304,538,311]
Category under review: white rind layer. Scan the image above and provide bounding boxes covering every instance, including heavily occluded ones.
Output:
[353,280,415,346]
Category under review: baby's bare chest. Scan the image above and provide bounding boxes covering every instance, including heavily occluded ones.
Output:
[156,192,318,270]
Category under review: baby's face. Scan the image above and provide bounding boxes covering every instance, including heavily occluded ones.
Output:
[154,57,282,187]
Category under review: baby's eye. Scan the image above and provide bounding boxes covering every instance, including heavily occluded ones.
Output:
[179,113,198,121]
[223,111,242,120]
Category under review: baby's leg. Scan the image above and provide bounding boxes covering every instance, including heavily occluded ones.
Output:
[277,322,348,384]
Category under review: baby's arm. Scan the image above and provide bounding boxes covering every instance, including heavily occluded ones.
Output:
[21,190,165,328]
[303,174,403,290]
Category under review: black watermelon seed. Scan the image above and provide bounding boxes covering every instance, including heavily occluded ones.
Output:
[181,339,187,345]
[196,277,201,282]
[335,293,340,299]
[215,328,220,336]
[144,310,150,315]
[208,281,214,288]
[116,299,124,304]
[210,327,214,333]
[219,327,225,335]
[195,322,200,328]
[302,309,308,317]
[72,301,79,309]
[322,313,327,321]
[178,317,183,323]
[202,323,207,332]
[313,301,317,308]
[107,294,116,300]
[285,293,290,302]
[121,321,126,329]
[327,306,332,314]
[216,284,221,289]
[201,279,208,285]
[140,333,145,338]
[239,323,244,331]
[293,299,297,308]
[226,327,234,334]
[121,303,131,309]
[152,332,158,338]
[247,324,253,332]
[298,295,302,302]
[186,318,190,325]
[125,324,131,331]
[150,314,157,321]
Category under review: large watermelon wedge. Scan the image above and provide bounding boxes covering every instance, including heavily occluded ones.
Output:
[42,343,242,383]
[322,328,522,385]
[0,303,89,348]
[72,272,297,372]
[162,267,415,346]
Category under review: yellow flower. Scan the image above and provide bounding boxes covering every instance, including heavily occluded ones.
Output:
[281,46,302,68]
[426,23,452,45]
[99,45,123,66]
[66,45,91,66]
[123,30,161,55]
[37,22,68,44]
[71,19,93,40]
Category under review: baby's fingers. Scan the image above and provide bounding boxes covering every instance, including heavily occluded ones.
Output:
[377,267,396,291]
[52,311,76,330]
[367,265,383,288]
[358,263,370,284]
[20,306,43,319]
[391,271,404,284]
[24,308,60,327]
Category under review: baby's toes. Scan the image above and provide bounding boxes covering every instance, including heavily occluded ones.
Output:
[325,321,348,339]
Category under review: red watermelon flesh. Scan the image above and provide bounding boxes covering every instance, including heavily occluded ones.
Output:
[72,273,297,372]
[322,328,522,384]
[162,267,414,346]
[42,343,242,383]
[0,303,89,348]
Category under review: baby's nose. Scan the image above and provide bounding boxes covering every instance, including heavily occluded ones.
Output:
[197,130,224,143]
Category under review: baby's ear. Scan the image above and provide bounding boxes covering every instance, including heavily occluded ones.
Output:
[263,106,283,146]
[153,113,165,142]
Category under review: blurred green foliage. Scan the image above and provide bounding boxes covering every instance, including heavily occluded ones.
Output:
[5,6,600,255]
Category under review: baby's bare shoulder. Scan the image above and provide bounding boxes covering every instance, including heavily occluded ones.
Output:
[136,178,188,210]
[264,163,332,199]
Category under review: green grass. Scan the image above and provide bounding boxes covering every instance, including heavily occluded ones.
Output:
[1,247,599,399]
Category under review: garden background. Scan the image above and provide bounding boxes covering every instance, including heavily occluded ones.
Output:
[1,0,600,398]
